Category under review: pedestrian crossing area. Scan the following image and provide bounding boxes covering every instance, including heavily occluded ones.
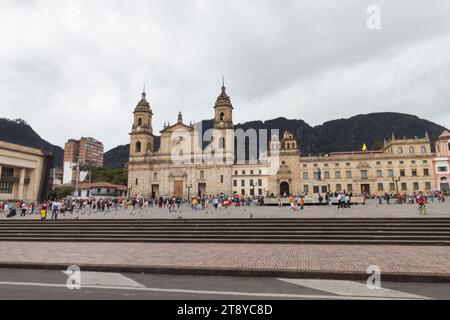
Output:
[55,271,431,300]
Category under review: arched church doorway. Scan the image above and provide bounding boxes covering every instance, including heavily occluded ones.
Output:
[280,182,290,197]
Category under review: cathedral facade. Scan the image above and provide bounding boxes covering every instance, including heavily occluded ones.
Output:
[128,84,437,198]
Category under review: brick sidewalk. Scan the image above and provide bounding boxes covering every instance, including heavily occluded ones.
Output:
[0,242,449,281]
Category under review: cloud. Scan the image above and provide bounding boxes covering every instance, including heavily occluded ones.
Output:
[0,0,449,151]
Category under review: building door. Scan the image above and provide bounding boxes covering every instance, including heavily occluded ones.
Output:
[198,183,206,197]
[441,183,450,193]
[151,184,159,199]
[361,184,371,195]
[280,182,290,197]
[174,181,184,197]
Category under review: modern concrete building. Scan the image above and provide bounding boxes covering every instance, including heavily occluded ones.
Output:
[0,141,52,202]
[63,137,104,184]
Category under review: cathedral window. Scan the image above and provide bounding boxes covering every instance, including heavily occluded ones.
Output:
[135,141,142,153]
[398,147,403,154]
[409,147,415,154]
[220,112,225,121]
[138,117,143,126]
[200,171,205,179]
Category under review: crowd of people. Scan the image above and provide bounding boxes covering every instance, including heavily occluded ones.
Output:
[0,191,447,219]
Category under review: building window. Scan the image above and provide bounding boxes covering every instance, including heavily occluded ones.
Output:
[314,172,321,180]
[0,167,14,194]
[241,180,245,187]
[390,183,396,192]
[398,147,403,154]
[376,170,382,178]
[335,171,341,179]
[303,172,309,180]
[221,175,224,184]
[250,188,255,196]
[425,182,431,190]
[347,184,353,192]
[421,146,427,153]
[304,185,309,193]
[324,171,330,179]
[233,180,237,187]
[346,171,352,179]
[241,189,245,195]
[361,170,368,180]
[135,178,139,186]
[250,179,254,186]
[413,182,419,191]
[313,186,320,194]
[399,161,404,165]
[400,169,406,177]
[220,112,225,121]
[346,163,351,167]
[336,184,342,192]
[138,117,143,126]
[259,170,262,174]
[234,171,238,175]
[409,147,415,154]
[378,183,384,191]
[438,167,448,172]
[242,170,246,175]
[424,169,430,176]
[401,182,407,191]
[376,161,381,166]
[153,172,158,181]
[258,189,263,195]
[412,169,417,177]
[135,141,142,153]
[200,171,205,179]
[258,179,262,186]
[388,161,393,165]
[250,170,254,175]
[303,164,307,168]
[388,169,394,177]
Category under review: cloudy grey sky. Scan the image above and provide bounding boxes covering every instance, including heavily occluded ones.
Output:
[1,0,450,151]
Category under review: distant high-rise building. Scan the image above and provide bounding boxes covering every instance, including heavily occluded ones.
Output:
[63,137,104,184]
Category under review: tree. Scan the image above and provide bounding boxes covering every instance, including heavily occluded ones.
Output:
[49,186,75,200]
[90,167,128,185]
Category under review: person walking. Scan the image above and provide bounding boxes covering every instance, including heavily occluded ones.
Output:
[51,201,59,220]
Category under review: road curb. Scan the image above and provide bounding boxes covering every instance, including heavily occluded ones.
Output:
[1,261,449,283]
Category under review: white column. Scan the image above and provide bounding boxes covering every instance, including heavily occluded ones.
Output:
[17,168,25,200]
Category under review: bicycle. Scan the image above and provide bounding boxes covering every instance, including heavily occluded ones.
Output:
[418,204,427,215]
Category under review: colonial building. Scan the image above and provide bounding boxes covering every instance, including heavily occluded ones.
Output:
[128,84,234,198]
[0,141,52,202]
[127,84,439,198]
[433,130,450,192]
[282,134,435,196]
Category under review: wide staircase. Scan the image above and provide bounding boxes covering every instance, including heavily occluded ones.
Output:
[0,218,450,245]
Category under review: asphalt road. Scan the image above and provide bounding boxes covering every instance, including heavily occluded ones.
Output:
[0,268,449,300]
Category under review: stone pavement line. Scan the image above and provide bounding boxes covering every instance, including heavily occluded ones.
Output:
[0,242,450,282]
[0,280,417,300]
[277,279,428,299]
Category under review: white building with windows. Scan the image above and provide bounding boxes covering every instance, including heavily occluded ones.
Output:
[433,130,450,192]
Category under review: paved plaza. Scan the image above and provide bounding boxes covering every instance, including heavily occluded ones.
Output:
[0,242,449,281]
[1,200,449,220]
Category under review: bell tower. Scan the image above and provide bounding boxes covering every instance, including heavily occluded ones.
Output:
[214,79,233,130]
[130,88,154,156]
